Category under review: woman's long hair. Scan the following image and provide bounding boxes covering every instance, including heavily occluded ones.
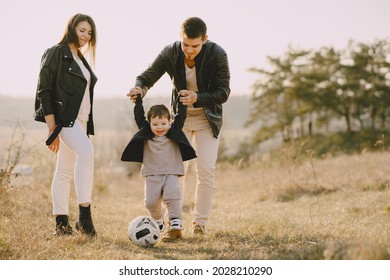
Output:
[58,13,97,65]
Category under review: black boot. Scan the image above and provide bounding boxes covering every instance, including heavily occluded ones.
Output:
[75,205,97,236]
[54,215,73,236]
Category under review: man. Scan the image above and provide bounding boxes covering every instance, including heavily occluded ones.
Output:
[128,17,230,234]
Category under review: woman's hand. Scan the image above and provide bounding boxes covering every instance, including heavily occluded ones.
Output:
[44,114,60,153]
[48,133,60,153]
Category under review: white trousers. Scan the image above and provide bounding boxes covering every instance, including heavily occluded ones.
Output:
[51,120,94,215]
[181,109,220,227]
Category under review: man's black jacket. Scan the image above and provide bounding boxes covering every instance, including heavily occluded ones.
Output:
[134,40,230,138]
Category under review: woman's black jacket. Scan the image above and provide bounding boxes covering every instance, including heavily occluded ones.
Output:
[34,43,98,136]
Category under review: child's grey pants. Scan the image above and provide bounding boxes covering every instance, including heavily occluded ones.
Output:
[144,174,182,221]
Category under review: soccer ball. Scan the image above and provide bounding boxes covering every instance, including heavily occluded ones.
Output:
[128,216,160,246]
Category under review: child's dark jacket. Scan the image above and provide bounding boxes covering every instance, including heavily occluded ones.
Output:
[120,97,197,163]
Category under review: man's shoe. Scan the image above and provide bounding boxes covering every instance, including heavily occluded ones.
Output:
[161,229,182,242]
[192,223,205,235]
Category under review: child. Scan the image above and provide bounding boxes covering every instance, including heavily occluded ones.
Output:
[121,94,196,242]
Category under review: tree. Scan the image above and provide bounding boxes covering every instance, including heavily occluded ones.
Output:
[248,47,311,143]
[248,38,390,146]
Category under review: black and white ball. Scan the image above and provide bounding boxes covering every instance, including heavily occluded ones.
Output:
[128,216,160,246]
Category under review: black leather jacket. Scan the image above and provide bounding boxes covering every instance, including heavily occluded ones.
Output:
[34,44,98,135]
[121,96,196,163]
[135,40,230,138]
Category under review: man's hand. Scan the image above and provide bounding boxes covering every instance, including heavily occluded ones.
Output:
[179,90,198,106]
[127,87,143,103]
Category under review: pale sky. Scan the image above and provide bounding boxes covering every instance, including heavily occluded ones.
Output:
[0,0,389,99]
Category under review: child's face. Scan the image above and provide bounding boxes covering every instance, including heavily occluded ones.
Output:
[150,116,171,137]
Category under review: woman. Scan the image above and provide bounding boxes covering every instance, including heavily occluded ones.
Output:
[34,13,98,236]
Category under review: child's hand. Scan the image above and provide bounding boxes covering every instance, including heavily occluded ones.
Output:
[127,87,143,103]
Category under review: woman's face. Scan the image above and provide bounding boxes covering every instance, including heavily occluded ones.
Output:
[75,20,92,48]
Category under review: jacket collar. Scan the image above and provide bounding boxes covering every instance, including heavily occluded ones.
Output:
[194,41,207,64]
[60,43,98,85]
[61,43,74,60]
[175,41,207,90]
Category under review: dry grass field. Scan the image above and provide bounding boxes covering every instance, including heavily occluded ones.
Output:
[1,96,390,260]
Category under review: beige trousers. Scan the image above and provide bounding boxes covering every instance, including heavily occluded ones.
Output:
[181,109,220,227]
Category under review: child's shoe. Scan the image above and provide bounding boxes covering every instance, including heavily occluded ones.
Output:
[161,218,183,242]
[156,219,166,232]
[169,218,183,230]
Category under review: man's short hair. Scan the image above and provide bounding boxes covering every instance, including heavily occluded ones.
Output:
[181,17,207,40]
